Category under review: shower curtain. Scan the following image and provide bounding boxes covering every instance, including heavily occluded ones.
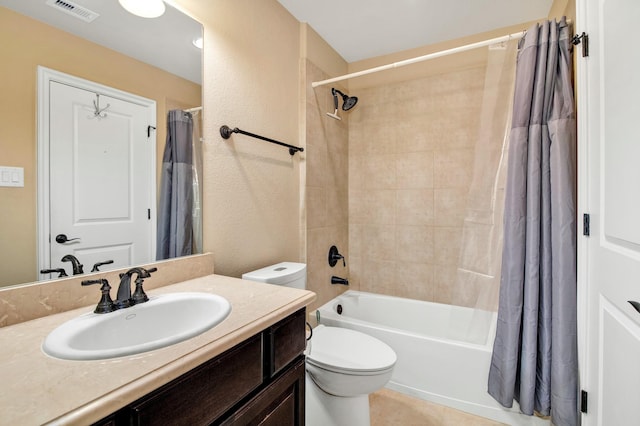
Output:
[191,110,203,254]
[487,18,578,426]
[156,110,194,260]
[452,38,516,312]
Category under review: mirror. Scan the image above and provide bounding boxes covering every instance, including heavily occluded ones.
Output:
[0,0,203,287]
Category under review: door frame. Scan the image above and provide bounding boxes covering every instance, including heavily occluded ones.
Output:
[575,0,590,423]
[36,66,157,277]
[576,0,640,423]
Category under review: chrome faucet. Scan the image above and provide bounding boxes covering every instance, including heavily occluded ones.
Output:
[61,254,84,275]
[115,267,157,309]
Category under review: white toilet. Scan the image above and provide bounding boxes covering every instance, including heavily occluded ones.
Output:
[243,262,396,426]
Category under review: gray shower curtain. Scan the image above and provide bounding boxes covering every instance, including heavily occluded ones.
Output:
[156,110,194,260]
[487,18,578,426]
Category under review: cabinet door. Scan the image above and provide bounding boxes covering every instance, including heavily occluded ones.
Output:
[268,309,306,377]
[220,357,305,426]
[130,335,263,426]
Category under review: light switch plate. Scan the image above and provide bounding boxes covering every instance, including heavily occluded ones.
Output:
[0,166,24,187]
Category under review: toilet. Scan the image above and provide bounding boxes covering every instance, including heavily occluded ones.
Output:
[242,262,396,426]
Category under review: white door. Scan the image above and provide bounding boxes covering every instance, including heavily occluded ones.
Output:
[578,0,640,424]
[42,76,155,277]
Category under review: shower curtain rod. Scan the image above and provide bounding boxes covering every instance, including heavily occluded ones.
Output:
[311,30,527,88]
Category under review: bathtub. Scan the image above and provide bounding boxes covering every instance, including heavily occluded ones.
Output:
[315,291,549,426]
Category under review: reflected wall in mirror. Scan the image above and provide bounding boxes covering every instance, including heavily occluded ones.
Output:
[0,1,203,287]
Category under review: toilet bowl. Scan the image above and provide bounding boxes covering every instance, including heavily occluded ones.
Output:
[305,325,395,397]
[304,325,396,426]
[242,262,397,426]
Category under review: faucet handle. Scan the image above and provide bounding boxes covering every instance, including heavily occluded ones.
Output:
[131,267,157,304]
[131,278,149,304]
[82,279,116,314]
[40,268,68,278]
[140,267,158,278]
[328,245,346,267]
[91,260,114,272]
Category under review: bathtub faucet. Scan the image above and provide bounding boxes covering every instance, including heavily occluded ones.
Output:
[331,276,349,286]
[328,245,346,267]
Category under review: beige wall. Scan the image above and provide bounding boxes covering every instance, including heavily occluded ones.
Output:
[0,7,201,287]
[549,0,575,20]
[175,0,303,278]
[175,1,351,309]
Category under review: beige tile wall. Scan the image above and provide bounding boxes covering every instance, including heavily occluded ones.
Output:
[348,67,486,304]
[304,60,353,311]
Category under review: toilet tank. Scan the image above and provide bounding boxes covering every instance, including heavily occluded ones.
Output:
[242,262,306,289]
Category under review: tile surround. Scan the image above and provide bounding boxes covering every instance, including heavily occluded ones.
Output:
[306,58,510,309]
[304,59,351,311]
[349,67,490,306]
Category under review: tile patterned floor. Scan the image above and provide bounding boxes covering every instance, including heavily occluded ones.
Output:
[369,388,507,426]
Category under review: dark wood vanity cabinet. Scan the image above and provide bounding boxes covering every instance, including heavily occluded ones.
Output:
[94,308,307,426]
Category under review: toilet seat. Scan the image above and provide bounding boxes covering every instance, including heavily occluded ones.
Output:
[305,325,396,375]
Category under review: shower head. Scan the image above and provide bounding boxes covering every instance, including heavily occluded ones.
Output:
[326,88,358,120]
[331,88,359,112]
[342,96,358,111]
[338,90,358,111]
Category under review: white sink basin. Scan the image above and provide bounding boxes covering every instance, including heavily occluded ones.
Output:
[43,292,231,360]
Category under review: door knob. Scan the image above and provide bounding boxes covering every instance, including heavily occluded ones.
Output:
[55,234,80,244]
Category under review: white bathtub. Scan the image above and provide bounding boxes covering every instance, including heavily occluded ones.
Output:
[315,291,549,426]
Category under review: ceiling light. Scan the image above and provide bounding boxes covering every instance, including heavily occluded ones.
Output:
[118,0,166,18]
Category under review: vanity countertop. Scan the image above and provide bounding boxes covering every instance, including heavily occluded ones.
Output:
[0,274,315,425]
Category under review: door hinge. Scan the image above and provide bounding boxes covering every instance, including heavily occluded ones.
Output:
[583,213,590,236]
[148,208,151,220]
[572,32,589,57]
[581,390,588,413]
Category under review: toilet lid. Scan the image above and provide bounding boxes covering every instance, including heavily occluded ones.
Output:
[306,325,396,374]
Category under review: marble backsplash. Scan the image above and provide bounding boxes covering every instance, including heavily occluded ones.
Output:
[0,253,215,328]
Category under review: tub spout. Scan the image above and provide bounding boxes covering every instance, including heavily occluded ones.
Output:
[331,276,349,286]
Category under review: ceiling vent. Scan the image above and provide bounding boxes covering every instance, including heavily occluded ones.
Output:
[46,0,100,23]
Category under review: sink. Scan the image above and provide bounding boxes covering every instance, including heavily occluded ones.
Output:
[43,292,231,360]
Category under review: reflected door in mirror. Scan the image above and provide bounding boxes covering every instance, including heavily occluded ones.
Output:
[47,82,154,276]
